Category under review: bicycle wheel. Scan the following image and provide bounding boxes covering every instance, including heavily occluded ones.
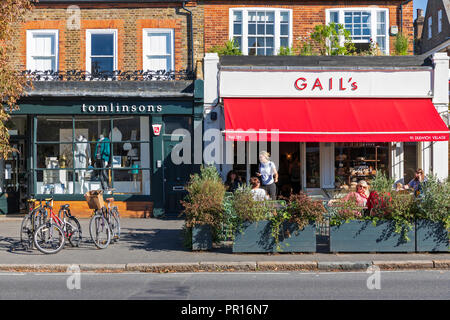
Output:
[89,214,111,249]
[110,207,120,242]
[67,216,82,247]
[20,215,33,249]
[33,222,65,254]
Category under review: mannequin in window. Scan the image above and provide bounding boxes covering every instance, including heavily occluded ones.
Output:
[95,133,111,190]
[75,135,91,193]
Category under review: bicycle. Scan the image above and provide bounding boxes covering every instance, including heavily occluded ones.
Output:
[20,198,48,250]
[33,200,82,254]
[88,191,120,249]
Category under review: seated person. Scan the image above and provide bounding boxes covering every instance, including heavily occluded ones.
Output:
[408,169,427,197]
[250,177,269,201]
[329,180,370,207]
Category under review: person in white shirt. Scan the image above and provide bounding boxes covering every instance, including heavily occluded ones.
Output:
[250,177,268,201]
[256,151,278,200]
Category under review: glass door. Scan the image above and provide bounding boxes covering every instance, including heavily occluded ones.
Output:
[304,142,320,189]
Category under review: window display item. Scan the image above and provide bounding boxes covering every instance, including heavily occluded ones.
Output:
[109,127,122,142]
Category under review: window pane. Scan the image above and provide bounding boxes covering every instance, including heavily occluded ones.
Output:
[280,37,288,48]
[248,37,256,47]
[112,169,150,195]
[306,142,320,188]
[280,12,289,22]
[37,169,74,195]
[233,36,242,49]
[266,12,274,22]
[257,37,265,47]
[91,33,114,56]
[330,11,339,24]
[145,55,171,71]
[234,23,242,35]
[257,48,265,55]
[257,24,265,34]
[233,10,242,22]
[280,24,288,36]
[91,57,114,73]
[33,57,56,72]
[36,143,73,169]
[248,23,256,35]
[266,24,274,35]
[33,34,55,56]
[266,37,274,48]
[37,117,73,142]
[376,36,386,53]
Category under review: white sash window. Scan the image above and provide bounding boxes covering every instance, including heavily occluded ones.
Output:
[143,29,174,72]
[26,30,58,72]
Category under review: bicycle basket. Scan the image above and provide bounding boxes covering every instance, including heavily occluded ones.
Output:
[84,190,104,210]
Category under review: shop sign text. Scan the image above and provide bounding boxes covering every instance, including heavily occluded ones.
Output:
[82,103,163,114]
[294,77,358,92]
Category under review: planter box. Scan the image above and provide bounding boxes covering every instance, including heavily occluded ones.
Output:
[232,221,316,253]
[416,220,449,252]
[330,220,415,253]
[191,225,212,251]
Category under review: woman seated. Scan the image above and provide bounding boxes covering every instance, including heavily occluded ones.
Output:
[250,177,269,201]
[329,180,370,207]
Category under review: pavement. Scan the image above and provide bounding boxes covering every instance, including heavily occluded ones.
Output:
[0,216,449,273]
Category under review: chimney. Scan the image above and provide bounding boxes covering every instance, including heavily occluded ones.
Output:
[414,9,425,54]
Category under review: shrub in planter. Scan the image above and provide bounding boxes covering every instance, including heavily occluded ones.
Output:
[278,193,326,252]
[329,192,416,252]
[414,175,449,252]
[232,186,282,253]
[181,166,226,250]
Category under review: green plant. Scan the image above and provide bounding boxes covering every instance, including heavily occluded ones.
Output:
[370,171,395,193]
[310,22,356,56]
[285,192,326,230]
[208,39,242,56]
[415,175,450,231]
[269,209,290,252]
[232,186,270,222]
[394,33,409,56]
[278,46,295,56]
[297,41,314,56]
[181,165,226,239]
[328,196,364,226]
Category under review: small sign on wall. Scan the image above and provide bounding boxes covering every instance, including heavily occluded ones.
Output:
[152,124,162,136]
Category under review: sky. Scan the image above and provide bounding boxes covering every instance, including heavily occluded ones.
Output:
[414,0,429,19]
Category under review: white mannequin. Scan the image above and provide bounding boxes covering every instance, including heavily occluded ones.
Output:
[109,127,122,142]
[75,135,90,193]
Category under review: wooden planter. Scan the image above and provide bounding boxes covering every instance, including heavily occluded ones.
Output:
[232,221,316,253]
[415,220,449,252]
[191,225,212,251]
[330,220,415,253]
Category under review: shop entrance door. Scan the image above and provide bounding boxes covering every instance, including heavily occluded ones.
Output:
[1,138,28,214]
[162,135,192,214]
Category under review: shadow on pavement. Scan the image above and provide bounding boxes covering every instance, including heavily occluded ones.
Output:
[121,228,189,252]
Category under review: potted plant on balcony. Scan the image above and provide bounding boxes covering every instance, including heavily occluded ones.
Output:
[414,175,449,252]
[329,173,416,252]
[181,166,226,251]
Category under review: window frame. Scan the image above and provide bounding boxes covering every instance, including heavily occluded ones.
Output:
[26,29,59,72]
[229,7,293,56]
[32,115,152,196]
[142,28,175,72]
[438,10,442,34]
[428,16,432,39]
[325,7,390,54]
[86,29,118,73]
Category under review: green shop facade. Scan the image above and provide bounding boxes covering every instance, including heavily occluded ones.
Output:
[1,80,203,217]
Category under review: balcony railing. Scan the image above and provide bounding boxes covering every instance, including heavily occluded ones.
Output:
[21,69,195,81]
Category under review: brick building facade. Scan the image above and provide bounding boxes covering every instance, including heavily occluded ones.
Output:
[203,0,414,56]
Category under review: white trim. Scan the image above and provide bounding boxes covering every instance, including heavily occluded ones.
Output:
[86,29,118,73]
[142,28,175,72]
[229,7,293,55]
[26,29,59,72]
[325,7,390,55]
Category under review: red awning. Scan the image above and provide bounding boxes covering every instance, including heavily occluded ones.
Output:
[224,98,450,142]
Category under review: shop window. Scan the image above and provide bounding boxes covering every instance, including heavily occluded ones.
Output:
[26,30,58,72]
[86,29,117,73]
[326,8,389,55]
[34,116,150,195]
[403,142,418,185]
[230,8,292,55]
[305,143,320,189]
[334,143,389,190]
[143,29,174,72]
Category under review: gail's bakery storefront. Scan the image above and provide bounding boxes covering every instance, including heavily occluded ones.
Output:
[203,53,450,198]
[0,80,203,217]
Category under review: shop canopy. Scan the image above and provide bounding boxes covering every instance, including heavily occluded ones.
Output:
[223,98,450,142]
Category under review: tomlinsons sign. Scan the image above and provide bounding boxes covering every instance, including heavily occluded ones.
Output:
[82,103,163,113]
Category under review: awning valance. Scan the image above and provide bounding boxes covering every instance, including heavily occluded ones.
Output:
[224,98,450,142]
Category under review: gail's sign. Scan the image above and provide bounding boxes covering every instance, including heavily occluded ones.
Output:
[219,70,432,98]
[294,76,358,91]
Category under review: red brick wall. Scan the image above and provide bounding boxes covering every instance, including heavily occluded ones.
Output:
[203,0,414,55]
